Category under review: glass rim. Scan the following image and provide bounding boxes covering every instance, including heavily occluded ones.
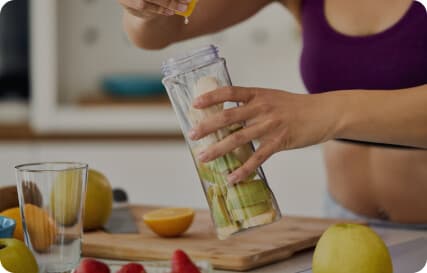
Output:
[14,162,88,173]
[161,44,220,77]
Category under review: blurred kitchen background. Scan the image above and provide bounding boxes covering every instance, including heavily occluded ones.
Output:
[0,0,327,217]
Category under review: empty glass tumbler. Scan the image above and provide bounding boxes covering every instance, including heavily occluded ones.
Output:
[162,45,281,239]
[15,162,88,273]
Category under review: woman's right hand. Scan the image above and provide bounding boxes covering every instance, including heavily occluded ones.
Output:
[118,0,191,19]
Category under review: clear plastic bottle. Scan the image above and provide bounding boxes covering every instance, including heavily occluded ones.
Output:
[162,45,281,239]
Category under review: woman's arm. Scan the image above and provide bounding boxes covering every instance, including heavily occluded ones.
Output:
[333,84,427,149]
[122,0,274,49]
[189,84,427,183]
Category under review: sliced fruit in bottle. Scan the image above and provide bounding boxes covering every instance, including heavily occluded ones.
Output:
[211,195,232,228]
[241,210,276,228]
[232,144,254,165]
[210,191,240,239]
[230,202,272,221]
[226,180,272,208]
[206,153,242,174]
[225,180,276,227]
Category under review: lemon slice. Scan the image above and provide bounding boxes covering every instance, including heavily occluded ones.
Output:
[143,208,195,237]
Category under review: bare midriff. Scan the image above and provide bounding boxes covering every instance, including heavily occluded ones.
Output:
[324,141,427,224]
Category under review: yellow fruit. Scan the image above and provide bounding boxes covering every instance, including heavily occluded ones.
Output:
[312,223,393,273]
[176,0,198,18]
[143,208,195,237]
[51,169,84,226]
[0,205,57,252]
[24,204,57,253]
[0,238,39,273]
[83,169,113,231]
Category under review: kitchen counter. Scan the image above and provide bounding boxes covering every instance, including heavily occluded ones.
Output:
[217,227,427,273]
[99,227,427,273]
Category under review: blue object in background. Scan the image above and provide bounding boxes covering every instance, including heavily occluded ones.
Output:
[0,216,16,238]
[102,75,166,97]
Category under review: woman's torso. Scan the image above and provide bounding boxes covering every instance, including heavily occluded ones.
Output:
[289,0,427,223]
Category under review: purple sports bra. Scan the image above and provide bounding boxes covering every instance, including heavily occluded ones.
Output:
[300,0,427,94]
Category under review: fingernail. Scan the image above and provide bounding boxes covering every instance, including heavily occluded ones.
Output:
[188,129,197,140]
[228,173,238,184]
[198,152,208,162]
[176,4,188,12]
[193,98,202,107]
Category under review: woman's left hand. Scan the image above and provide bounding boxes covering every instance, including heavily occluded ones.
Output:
[188,86,340,183]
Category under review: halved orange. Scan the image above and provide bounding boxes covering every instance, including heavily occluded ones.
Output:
[143,208,195,237]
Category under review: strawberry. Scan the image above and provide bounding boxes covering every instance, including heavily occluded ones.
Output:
[75,258,110,273]
[116,263,146,273]
[171,249,201,273]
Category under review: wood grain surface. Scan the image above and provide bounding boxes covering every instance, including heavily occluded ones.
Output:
[83,205,362,271]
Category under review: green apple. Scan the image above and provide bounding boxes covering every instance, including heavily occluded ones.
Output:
[82,169,113,231]
[312,224,393,273]
[0,238,38,273]
[50,169,84,226]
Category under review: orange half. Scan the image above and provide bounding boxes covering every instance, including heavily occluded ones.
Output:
[143,208,195,237]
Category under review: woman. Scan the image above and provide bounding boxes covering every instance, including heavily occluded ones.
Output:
[119,0,427,226]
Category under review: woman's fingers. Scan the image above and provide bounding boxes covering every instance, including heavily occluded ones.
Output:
[119,0,182,16]
[125,6,173,17]
[190,105,254,140]
[145,0,189,12]
[197,121,273,163]
[124,3,175,17]
[228,143,276,184]
[193,87,256,109]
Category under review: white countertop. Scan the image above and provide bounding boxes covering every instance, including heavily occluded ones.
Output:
[101,227,427,273]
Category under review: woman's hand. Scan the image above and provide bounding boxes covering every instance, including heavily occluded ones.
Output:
[118,0,191,19]
[189,87,340,183]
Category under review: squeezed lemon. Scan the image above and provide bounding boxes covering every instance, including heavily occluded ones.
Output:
[143,207,195,237]
[176,0,198,24]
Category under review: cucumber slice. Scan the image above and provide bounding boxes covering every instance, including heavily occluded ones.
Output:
[230,202,272,221]
[198,162,215,182]
[206,153,242,174]
[211,194,233,228]
[226,180,272,208]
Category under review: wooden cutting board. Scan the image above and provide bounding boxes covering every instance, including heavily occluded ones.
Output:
[83,205,360,271]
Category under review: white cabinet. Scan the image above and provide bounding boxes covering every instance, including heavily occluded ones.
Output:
[0,141,326,217]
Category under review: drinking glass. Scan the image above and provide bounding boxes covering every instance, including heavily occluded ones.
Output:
[15,162,88,273]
